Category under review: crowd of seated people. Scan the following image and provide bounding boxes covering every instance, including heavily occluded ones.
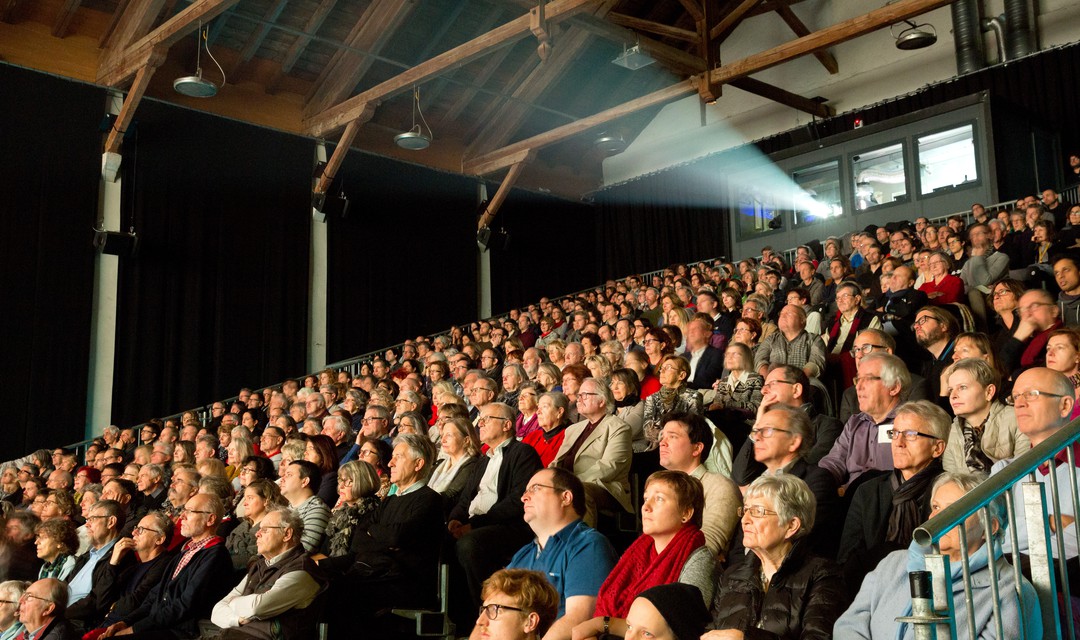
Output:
[4,188,1080,639]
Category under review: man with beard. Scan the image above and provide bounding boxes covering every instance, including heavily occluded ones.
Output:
[912,306,958,402]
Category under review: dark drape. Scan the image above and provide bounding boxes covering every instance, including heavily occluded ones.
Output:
[488,190,598,313]
[594,162,731,277]
[112,101,312,426]
[325,154,478,362]
[0,64,101,454]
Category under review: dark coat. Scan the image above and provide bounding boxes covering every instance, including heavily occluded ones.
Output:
[710,542,846,640]
[35,617,79,640]
[65,541,139,625]
[448,438,542,531]
[686,345,725,390]
[101,551,175,625]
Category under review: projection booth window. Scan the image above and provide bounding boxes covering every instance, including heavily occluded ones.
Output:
[917,124,978,195]
[792,160,843,225]
[851,142,908,210]
[735,185,779,240]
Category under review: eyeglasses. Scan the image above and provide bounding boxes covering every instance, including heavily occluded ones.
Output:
[760,380,794,391]
[749,427,792,440]
[737,505,778,519]
[361,417,386,423]
[1006,390,1066,405]
[852,375,883,386]
[524,483,558,495]
[478,416,511,425]
[850,344,886,357]
[85,514,111,521]
[577,391,601,398]
[240,467,258,475]
[133,525,163,536]
[479,604,525,620]
[886,429,941,442]
[0,600,15,605]
[912,316,938,328]
[1019,302,1054,313]
[181,508,212,516]
[21,593,52,604]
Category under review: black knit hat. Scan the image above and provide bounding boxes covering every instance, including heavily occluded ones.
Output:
[637,583,711,640]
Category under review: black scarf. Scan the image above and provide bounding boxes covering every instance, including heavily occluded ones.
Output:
[886,457,943,545]
[614,393,641,409]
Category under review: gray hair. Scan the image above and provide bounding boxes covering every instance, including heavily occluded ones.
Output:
[862,352,911,392]
[141,510,174,547]
[265,507,305,544]
[393,433,437,480]
[931,471,1005,543]
[281,440,306,462]
[744,474,817,540]
[895,400,952,441]
[398,390,421,405]
[322,415,350,437]
[580,379,614,415]
[143,463,165,483]
[103,425,120,439]
[366,404,390,421]
[0,580,27,603]
[761,405,814,457]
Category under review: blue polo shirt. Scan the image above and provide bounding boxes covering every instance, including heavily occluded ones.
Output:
[507,519,617,616]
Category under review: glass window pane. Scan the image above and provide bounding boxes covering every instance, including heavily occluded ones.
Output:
[735,185,777,239]
[793,160,843,224]
[918,124,977,195]
[852,143,907,210]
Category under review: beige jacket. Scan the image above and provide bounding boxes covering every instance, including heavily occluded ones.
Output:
[550,413,633,512]
[944,402,1030,473]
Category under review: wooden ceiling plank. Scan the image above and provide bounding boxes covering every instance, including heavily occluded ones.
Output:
[104,47,166,154]
[478,150,534,230]
[304,0,418,118]
[464,79,696,175]
[421,8,509,115]
[52,0,83,38]
[729,77,832,117]
[709,0,761,41]
[303,0,600,138]
[437,42,518,124]
[674,0,703,23]
[1,0,24,23]
[468,28,592,154]
[706,0,949,86]
[606,12,697,43]
[232,0,288,72]
[265,0,339,93]
[98,0,240,87]
[466,0,951,176]
[775,4,838,74]
[461,52,541,141]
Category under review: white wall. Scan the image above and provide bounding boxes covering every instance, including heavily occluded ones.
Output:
[603,0,1080,186]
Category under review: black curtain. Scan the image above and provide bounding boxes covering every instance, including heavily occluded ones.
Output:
[595,161,731,277]
[0,64,102,453]
[325,154,478,361]
[112,101,312,426]
[488,190,598,313]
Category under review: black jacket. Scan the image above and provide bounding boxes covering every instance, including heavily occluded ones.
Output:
[448,438,542,531]
[65,540,139,625]
[685,345,725,390]
[710,542,846,640]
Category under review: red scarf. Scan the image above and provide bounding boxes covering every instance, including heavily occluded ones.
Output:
[594,525,705,617]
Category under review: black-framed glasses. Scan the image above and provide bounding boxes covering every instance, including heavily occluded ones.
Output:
[479,603,525,620]
[133,525,163,536]
[886,429,941,442]
[849,344,886,357]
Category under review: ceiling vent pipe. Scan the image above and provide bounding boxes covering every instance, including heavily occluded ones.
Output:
[951,0,986,74]
[982,15,1007,63]
[1003,0,1036,59]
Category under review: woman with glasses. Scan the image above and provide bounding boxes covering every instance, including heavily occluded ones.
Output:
[34,519,78,580]
[642,356,703,451]
[642,328,674,369]
[514,382,543,440]
[355,437,393,499]
[232,455,276,518]
[226,479,286,572]
[707,343,763,428]
[315,461,382,565]
[474,569,559,640]
[573,471,714,640]
[919,251,964,304]
[705,474,844,640]
[988,279,1024,354]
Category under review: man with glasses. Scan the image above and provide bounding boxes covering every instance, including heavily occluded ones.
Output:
[65,500,133,628]
[879,265,928,362]
[753,304,826,381]
[165,468,200,535]
[838,329,929,424]
[992,367,1080,566]
[468,376,500,425]
[473,569,560,640]
[550,379,632,527]
[16,578,74,640]
[100,479,139,539]
[1000,289,1062,376]
[819,353,910,491]
[838,400,948,592]
[912,306,958,400]
[449,403,542,623]
[211,508,324,639]
[93,494,232,639]
[506,468,616,640]
[822,281,881,396]
[359,406,392,445]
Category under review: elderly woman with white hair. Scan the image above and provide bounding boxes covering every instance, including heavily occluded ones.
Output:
[0,580,26,640]
[704,474,845,640]
[834,472,1041,639]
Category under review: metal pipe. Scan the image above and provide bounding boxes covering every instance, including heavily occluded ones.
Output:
[1047,468,1076,639]
[1003,491,1028,640]
[981,15,1007,63]
[1067,446,1080,567]
[979,507,1005,640]
[950,0,986,74]
[1003,0,1036,59]
[956,525,977,639]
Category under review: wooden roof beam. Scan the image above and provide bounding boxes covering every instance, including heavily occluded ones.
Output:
[313,103,376,199]
[52,0,82,37]
[478,150,534,230]
[709,0,762,41]
[100,0,167,55]
[228,0,288,80]
[606,12,697,43]
[98,0,131,47]
[675,0,704,23]
[265,0,339,93]
[466,0,952,176]
[729,77,832,117]
[98,0,239,87]
[775,4,838,74]
[104,47,166,155]
[1,0,24,23]
[303,0,601,138]
[304,0,417,118]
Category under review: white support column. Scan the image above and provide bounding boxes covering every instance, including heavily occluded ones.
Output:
[477,182,492,319]
[85,91,125,439]
[308,142,329,371]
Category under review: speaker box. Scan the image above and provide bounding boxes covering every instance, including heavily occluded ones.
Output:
[93,230,138,256]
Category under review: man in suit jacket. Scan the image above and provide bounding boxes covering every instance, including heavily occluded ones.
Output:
[550,379,633,526]
[682,314,725,390]
[448,402,542,618]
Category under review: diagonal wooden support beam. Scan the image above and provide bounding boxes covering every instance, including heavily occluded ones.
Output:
[313,104,377,199]
[467,0,952,176]
[52,0,82,37]
[478,150,534,230]
[98,0,239,87]
[303,0,600,138]
[104,47,167,155]
[729,77,833,117]
[675,0,704,23]
[775,4,838,74]
[606,12,697,42]
[709,0,762,41]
